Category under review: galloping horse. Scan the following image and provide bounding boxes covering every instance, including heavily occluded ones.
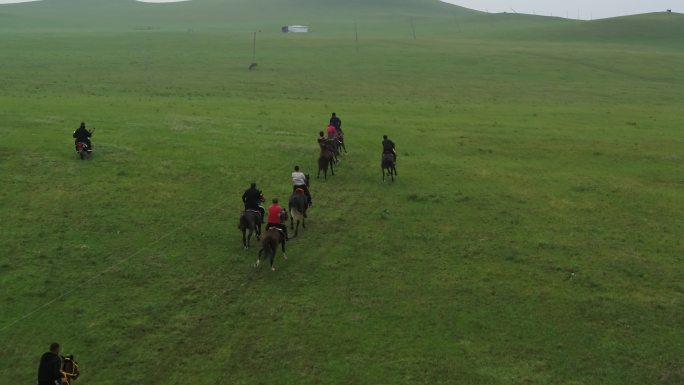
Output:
[337,134,347,154]
[257,228,287,271]
[318,142,335,179]
[289,188,308,237]
[382,153,397,182]
[238,209,262,249]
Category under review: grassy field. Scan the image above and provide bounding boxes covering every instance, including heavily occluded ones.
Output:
[1,1,683,384]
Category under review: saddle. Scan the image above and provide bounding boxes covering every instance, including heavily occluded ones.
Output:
[266,225,286,237]
[294,188,305,194]
[245,209,263,222]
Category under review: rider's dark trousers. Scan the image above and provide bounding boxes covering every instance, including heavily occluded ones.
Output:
[245,205,265,223]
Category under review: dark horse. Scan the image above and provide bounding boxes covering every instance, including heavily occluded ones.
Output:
[257,228,287,271]
[337,134,348,154]
[238,209,262,249]
[289,188,308,237]
[382,153,397,182]
[61,355,80,385]
[317,142,335,179]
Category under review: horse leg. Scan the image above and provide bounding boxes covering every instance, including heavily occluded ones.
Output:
[256,248,263,267]
[281,238,287,259]
[330,158,335,175]
[242,229,247,249]
[256,224,261,240]
[294,219,300,238]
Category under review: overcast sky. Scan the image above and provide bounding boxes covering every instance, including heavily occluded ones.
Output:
[442,0,680,20]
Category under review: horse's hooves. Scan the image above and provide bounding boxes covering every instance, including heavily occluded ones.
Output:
[271,267,276,271]
[244,246,248,250]
[283,253,288,260]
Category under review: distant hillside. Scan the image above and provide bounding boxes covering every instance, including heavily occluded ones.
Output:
[0,0,476,32]
[478,12,684,46]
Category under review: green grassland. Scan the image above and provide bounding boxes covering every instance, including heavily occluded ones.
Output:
[1,1,683,384]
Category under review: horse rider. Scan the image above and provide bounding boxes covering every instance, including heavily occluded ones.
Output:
[72,122,93,151]
[292,165,312,207]
[266,198,289,241]
[242,182,265,223]
[382,135,396,162]
[37,342,62,385]
[330,112,343,135]
[326,123,338,140]
[317,131,327,149]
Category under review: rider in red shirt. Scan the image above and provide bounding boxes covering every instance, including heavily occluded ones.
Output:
[326,124,337,139]
[267,198,289,241]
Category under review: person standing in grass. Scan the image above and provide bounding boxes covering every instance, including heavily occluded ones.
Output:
[242,182,265,223]
[382,135,396,162]
[267,198,289,241]
[37,342,62,385]
[291,165,312,207]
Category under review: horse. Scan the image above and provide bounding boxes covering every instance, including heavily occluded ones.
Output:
[317,144,335,179]
[382,153,397,182]
[61,355,80,385]
[331,137,341,163]
[337,134,347,154]
[289,188,308,237]
[238,209,262,249]
[256,228,287,271]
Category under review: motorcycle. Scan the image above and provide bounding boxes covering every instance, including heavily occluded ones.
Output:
[74,127,94,160]
[75,141,92,160]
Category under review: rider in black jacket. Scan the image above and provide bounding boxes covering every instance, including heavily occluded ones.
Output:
[242,182,265,223]
[330,112,342,135]
[72,122,93,151]
[37,343,62,385]
[382,135,396,161]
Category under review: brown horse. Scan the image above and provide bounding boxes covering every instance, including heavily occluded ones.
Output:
[289,188,308,237]
[238,209,261,249]
[337,134,347,154]
[317,144,335,179]
[257,228,287,271]
[382,153,397,182]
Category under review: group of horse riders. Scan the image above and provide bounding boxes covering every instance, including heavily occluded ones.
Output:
[241,169,310,243]
[241,112,340,243]
[318,112,345,157]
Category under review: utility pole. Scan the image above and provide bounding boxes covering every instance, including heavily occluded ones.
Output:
[354,22,359,52]
[410,17,416,40]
